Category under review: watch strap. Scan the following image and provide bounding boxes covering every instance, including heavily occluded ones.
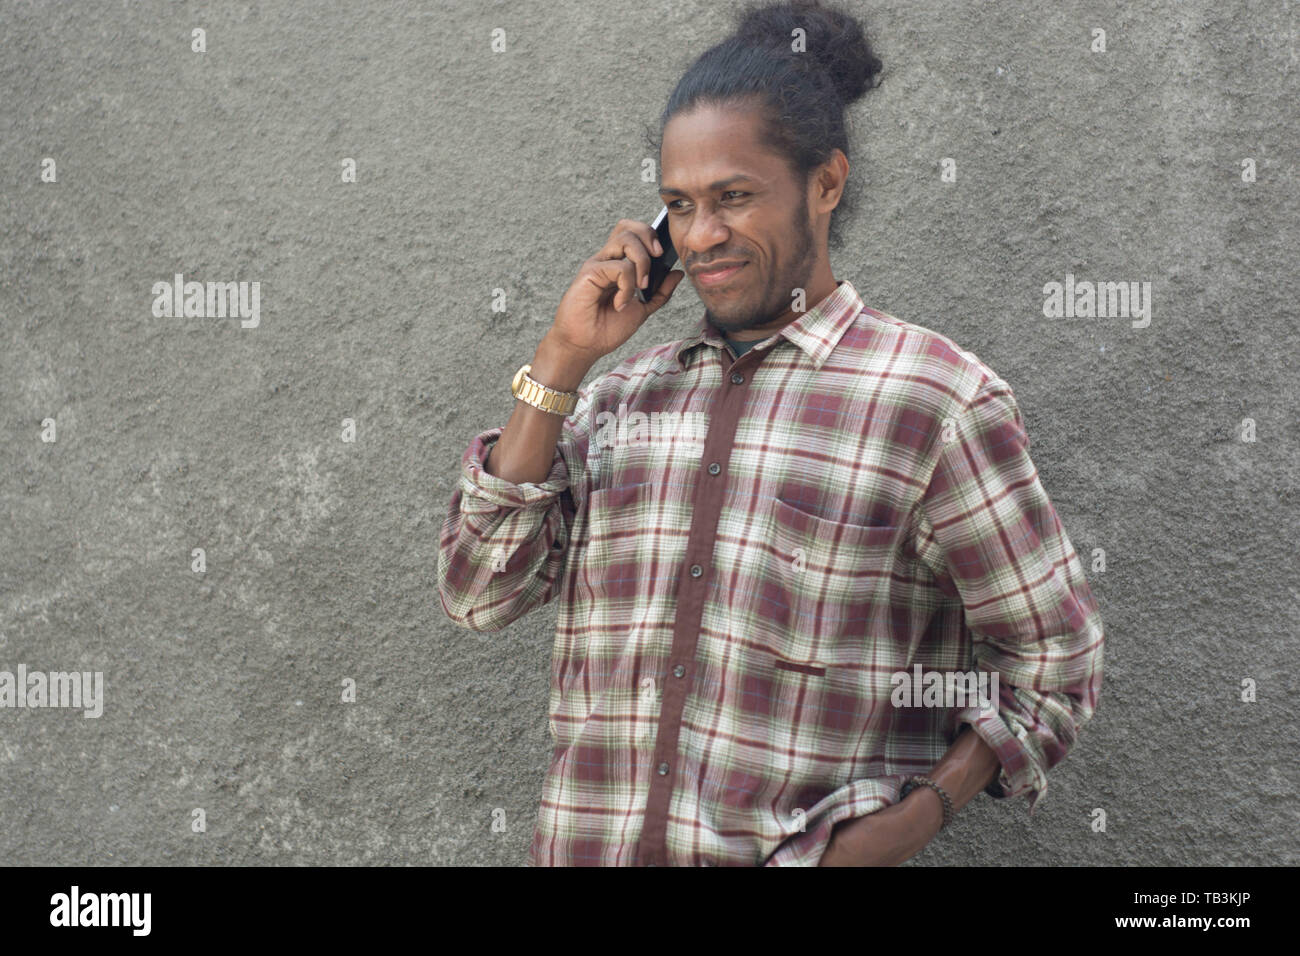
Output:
[511,363,579,416]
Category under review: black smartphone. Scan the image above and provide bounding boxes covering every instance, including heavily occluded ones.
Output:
[634,205,679,304]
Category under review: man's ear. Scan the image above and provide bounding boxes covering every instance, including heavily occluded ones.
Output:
[814,149,849,214]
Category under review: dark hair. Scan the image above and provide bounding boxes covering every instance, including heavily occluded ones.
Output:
[646,0,883,251]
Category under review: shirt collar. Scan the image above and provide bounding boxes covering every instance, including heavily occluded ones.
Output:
[673,278,865,372]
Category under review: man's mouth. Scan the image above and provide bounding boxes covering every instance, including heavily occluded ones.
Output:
[693,262,747,287]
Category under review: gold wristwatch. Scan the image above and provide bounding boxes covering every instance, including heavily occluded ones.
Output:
[510,363,579,416]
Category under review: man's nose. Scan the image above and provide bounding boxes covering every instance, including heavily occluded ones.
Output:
[680,208,732,260]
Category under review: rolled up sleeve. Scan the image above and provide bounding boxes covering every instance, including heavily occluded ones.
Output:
[436,383,595,632]
[913,379,1105,814]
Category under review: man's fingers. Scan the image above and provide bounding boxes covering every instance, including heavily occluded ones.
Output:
[642,269,685,314]
[601,237,652,294]
[594,221,661,291]
[586,257,638,311]
[589,220,678,313]
[598,219,660,260]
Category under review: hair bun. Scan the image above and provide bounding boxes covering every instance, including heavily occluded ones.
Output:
[733,0,882,105]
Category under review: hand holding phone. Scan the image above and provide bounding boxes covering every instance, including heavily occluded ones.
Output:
[548,211,685,364]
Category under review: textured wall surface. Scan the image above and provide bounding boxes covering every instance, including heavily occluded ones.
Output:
[1,0,1295,866]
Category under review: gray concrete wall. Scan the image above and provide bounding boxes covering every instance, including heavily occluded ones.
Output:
[1,0,1295,865]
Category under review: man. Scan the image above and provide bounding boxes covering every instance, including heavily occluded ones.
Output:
[438,0,1103,866]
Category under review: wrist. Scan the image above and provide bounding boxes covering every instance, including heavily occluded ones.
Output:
[901,787,945,837]
[531,333,597,392]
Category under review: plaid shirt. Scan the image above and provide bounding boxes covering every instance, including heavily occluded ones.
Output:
[438,279,1104,866]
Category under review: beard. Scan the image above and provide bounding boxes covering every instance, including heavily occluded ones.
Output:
[703,192,817,336]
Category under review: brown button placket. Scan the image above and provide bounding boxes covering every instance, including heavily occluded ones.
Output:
[635,343,769,866]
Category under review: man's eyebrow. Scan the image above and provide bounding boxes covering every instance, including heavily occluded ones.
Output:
[658,175,757,198]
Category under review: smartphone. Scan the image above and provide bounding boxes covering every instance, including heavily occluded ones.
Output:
[634,205,679,304]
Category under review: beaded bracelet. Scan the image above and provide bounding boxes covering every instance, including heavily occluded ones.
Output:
[900,775,954,830]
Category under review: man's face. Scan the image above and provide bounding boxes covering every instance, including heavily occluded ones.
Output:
[659,103,821,336]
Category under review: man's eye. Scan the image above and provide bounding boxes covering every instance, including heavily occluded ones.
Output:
[667,192,747,211]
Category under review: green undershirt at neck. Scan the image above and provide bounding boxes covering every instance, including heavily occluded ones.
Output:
[725,335,762,359]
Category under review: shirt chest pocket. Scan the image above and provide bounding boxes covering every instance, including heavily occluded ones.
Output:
[757,497,901,666]
[578,481,655,605]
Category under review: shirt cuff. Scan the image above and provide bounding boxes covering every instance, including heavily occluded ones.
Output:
[958,710,1050,815]
[459,427,572,513]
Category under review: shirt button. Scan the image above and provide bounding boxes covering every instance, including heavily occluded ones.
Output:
[730,372,744,385]
[672,664,685,678]
[707,462,721,475]
[657,761,670,775]
[689,564,703,577]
